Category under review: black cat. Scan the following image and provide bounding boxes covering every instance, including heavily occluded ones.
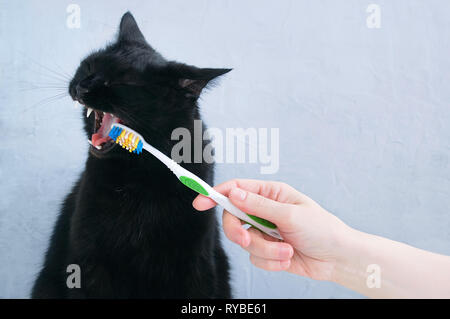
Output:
[31,12,231,298]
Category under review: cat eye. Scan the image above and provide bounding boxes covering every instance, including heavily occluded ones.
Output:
[104,81,110,86]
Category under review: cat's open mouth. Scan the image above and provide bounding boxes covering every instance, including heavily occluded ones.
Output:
[86,107,121,153]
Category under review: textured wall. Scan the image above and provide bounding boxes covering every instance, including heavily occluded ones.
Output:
[1,0,449,298]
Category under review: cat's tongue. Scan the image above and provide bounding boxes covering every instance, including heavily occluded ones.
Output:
[92,113,117,147]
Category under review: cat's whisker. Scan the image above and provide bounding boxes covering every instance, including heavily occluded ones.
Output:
[53,60,73,80]
[26,67,70,85]
[29,60,71,82]
[21,92,69,114]
[18,81,67,88]
[18,50,72,83]
[16,80,68,94]
[19,85,68,92]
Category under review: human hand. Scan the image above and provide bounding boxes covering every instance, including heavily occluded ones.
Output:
[193,179,353,281]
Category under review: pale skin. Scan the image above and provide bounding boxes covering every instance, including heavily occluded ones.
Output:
[193,179,450,298]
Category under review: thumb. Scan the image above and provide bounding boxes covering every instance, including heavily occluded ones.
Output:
[228,187,294,230]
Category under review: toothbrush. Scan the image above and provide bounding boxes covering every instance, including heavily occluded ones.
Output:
[108,123,283,240]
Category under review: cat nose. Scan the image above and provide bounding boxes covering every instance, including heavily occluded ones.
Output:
[75,84,89,98]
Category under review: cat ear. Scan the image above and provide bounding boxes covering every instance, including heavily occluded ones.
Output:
[118,12,146,43]
[178,68,232,97]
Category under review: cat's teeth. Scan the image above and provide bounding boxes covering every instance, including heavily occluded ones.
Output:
[88,140,102,150]
[86,107,93,118]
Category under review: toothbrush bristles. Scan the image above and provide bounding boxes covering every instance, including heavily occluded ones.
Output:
[108,125,143,154]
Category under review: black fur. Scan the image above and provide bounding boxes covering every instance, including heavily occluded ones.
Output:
[31,12,231,298]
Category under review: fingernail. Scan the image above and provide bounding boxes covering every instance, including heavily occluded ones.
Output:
[279,247,292,259]
[240,233,250,247]
[230,188,247,201]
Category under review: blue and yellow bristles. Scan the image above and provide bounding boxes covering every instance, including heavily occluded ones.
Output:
[109,125,143,154]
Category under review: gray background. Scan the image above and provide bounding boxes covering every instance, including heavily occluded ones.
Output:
[1,0,449,298]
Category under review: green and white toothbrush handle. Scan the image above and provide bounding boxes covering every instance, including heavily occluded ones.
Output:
[206,188,283,240]
[167,161,282,240]
[139,140,283,240]
[180,172,283,240]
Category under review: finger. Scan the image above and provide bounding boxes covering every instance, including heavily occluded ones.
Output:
[249,255,291,271]
[244,228,294,260]
[199,179,308,205]
[228,187,296,229]
[192,180,248,211]
[222,211,251,247]
[191,178,274,211]
[193,178,310,211]
[214,179,308,205]
[192,194,217,211]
